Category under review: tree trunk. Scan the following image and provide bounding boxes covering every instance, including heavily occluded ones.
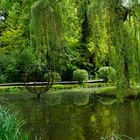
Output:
[37,94,40,100]
[124,58,130,88]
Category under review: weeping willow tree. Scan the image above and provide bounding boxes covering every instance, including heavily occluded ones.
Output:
[29,0,140,99]
[30,0,62,69]
[84,0,140,99]
[104,0,140,98]
[23,0,63,99]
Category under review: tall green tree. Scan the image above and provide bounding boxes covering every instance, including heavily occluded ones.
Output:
[106,0,140,98]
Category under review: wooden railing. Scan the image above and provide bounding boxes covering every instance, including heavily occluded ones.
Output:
[0,79,104,87]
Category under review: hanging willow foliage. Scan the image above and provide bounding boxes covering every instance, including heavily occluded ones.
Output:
[30,0,62,69]
[86,0,140,99]
[105,0,140,98]
[30,0,140,99]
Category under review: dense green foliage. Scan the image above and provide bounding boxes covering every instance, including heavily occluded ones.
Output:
[0,0,140,99]
[44,71,61,82]
[73,69,88,83]
[98,67,116,82]
[0,105,29,140]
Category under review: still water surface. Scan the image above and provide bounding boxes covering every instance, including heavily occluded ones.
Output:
[1,92,140,140]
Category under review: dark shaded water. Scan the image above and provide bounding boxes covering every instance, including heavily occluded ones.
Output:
[0,92,140,140]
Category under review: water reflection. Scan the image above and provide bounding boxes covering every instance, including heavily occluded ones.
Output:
[0,93,140,140]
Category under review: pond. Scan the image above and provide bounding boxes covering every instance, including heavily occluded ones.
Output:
[0,92,140,140]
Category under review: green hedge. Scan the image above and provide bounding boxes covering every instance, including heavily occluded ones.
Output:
[73,69,88,83]
[98,66,116,82]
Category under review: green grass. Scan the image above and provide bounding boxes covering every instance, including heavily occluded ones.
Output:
[95,86,116,97]
[0,86,27,95]
[51,83,114,90]
[0,105,29,140]
[1,83,140,99]
[0,83,112,94]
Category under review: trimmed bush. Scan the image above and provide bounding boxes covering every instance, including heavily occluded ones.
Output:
[44,72,61,82]
[73,69,88,83]
[98,66,116,82]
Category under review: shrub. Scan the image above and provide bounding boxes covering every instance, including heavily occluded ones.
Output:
[44,71,61,82]
[98,66,116,82]
[0,74,7,83]
[0,52,17,82]
[73,69,88,83]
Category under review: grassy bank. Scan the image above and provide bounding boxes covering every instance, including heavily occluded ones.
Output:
[0,83,140,99]
[0,83,113,94]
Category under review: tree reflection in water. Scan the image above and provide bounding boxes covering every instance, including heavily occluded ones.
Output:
[0,94,140,140]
